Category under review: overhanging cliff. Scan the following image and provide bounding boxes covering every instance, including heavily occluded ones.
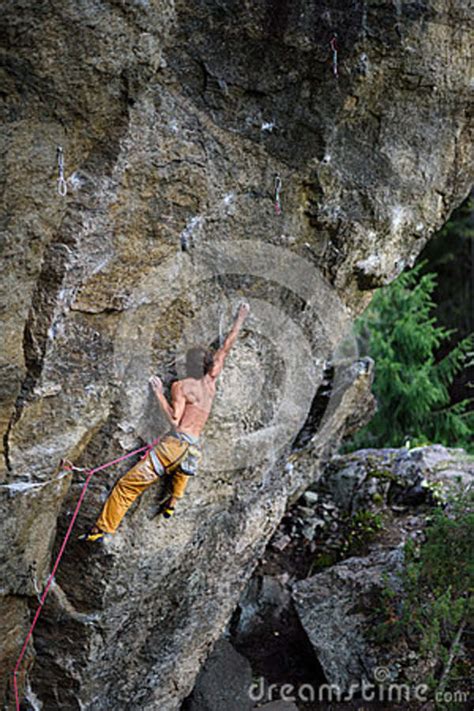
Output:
[0,1,472,709]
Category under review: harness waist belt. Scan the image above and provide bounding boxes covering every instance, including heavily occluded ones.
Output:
[170,429,200,446]
[147,430,202,477]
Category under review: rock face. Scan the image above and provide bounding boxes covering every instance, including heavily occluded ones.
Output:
[319,443,474,513]
[292,548,405,692]
[182,639,253,711]
[221,445,473,705]
[181,445,473,709]
[290,445,474,694]
[1,1,473,709]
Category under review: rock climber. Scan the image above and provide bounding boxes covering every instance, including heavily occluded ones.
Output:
[80,302,250,541]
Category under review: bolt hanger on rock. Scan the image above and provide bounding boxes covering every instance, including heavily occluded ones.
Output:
[56,145,68,197]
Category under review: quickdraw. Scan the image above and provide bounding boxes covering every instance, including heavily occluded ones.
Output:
[274,174,282,216]
[330,34,339,79]
[56,146,68,197]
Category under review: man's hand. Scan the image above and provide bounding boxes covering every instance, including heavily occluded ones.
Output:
[237,301,250,322]
[149,375,163,394]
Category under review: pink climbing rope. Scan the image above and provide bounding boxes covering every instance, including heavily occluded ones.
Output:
[12,436,161,711]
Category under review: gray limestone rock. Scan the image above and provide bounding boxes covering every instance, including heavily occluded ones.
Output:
[292,548,405,692]
[182,639,253,711]
[231,575,292,642]
[320,444,474,513]
[1,0,473,709]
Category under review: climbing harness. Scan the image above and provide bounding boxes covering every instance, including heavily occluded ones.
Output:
[330,35,339,79]
[11,436,163,711]
[149,447,166,477]
[178,443,201,476]
[274,174,282,215]
[56,146,68,197]
[167,429,201,476]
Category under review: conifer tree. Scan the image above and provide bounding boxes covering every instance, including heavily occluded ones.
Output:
[348,260,474,452]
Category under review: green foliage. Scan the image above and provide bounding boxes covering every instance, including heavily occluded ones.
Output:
[346,260,474,452]
[339,509,383,557]
[308,509,383,576]
[370,488,474,701]
[437,197,474,242]
[309,550,339,575]
[408,492,474,599]
[419,195,474,343]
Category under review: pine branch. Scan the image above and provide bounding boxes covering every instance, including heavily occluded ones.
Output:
[436,618,466,697]
[430,397,474,417]
[434,334,474,387]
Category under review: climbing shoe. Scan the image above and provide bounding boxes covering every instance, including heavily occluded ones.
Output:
[162,505,175,519]
[78,529,106,543]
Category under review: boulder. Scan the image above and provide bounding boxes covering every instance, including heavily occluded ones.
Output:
[320,444,474,513]
[292,548,404,692]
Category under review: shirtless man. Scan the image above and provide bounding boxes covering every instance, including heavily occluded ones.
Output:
[81,302,250,540]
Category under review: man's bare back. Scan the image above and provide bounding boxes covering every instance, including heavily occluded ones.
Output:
[172,376,216,437]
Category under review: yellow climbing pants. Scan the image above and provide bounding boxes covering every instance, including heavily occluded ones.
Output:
[95,434,194,533]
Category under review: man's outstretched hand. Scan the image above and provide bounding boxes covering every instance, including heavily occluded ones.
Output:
[237,301,250,322]
[149,375,163,394]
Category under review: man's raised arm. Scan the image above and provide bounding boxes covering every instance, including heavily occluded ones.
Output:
[208,302,250,379]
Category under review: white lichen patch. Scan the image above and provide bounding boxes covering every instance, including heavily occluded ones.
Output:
[390,205,410,233]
